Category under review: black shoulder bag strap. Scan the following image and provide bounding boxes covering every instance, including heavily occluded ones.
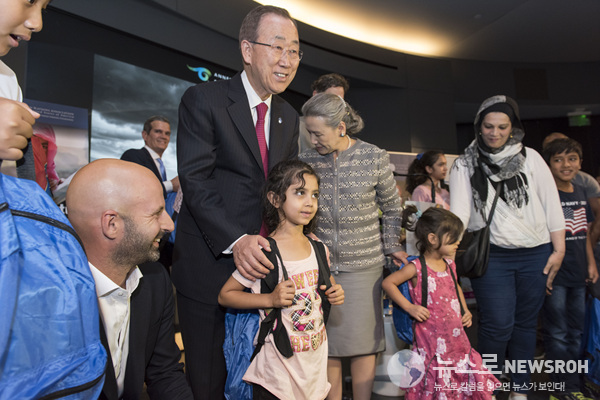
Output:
[251,238,293,361]
[484,180,502,226]
[308,237,333,324]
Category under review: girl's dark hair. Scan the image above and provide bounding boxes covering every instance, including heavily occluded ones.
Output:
[401,206,463,254]
[263,160,320,234]
[405,151,445,194]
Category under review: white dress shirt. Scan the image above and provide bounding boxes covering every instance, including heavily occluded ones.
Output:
[90,263,143,398]
[241,70,273,147]
[224,71,274,253]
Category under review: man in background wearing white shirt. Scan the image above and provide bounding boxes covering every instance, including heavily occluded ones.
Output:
[121,115,180,198]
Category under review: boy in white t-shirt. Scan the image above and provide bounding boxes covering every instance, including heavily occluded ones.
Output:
[0,0,48,162]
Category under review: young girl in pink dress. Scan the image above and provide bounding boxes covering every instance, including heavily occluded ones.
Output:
[382,206,499,400]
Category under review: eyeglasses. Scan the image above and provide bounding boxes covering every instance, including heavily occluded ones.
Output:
[248,41,303,61]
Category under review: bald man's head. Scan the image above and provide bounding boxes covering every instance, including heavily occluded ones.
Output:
[542,132,568,149]
[67,159,173,272]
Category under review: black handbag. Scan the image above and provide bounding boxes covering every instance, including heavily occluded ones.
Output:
[455,181,502,278]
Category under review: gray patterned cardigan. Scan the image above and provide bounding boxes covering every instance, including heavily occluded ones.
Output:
[299,139,403,274]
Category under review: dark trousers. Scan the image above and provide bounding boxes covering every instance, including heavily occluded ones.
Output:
[541,285,586,392]
[471,243,551,394]
[177,292,226,400]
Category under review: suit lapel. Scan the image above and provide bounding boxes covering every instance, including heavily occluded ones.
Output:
[141,148,162,181]
[141,148,167,198]
[268,96,286,169]
[123,276,146,398]
[227,74,265,176]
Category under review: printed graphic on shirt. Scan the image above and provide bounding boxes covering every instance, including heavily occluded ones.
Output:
[562,201,587,237]
[288,268,326,353]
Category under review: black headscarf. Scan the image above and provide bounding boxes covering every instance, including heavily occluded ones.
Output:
[459,95,529,212]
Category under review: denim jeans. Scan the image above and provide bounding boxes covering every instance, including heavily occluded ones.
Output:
[470,243,551,394]
[541,285,586,392]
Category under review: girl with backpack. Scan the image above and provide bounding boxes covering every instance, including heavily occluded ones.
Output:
[219,160,345,400]
[382,206,499,399]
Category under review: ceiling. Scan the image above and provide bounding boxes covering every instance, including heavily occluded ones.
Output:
[164,0,600,121]
[238,0,600,63]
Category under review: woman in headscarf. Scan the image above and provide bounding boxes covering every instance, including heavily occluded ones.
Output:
[449,95,565,400]
[299,93,406,400]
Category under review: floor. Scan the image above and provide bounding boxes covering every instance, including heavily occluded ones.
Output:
[164,288,597,400]
[355,304,591,400]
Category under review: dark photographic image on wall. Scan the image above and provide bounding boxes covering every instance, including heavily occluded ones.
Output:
[90,54,195,180]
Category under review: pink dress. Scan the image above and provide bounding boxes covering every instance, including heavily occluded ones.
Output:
[411,184,451,210]
[406,258,499,399]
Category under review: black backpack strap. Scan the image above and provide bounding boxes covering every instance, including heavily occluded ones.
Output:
[308,237,332,324]
[251,237,293,361]
[261,237,287,292]
[418,254,428,308]
[418,256,464,315]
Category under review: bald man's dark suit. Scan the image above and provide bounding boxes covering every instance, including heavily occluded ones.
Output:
[98,262,192,400]
[172,72,299,398]
[120,148,167,198]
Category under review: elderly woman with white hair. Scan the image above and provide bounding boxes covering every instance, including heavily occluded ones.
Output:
[299,93,406,400]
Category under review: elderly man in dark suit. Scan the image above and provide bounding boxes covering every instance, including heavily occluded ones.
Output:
[67,159,192,400]
[173,5,301,399]
[121,115,180,198]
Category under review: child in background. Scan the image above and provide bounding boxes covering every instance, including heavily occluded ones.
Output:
[219,160,345,400]
[382,206,499,399]
[0,0,45,163]
[405,151,450,210]
[542,138,598,400]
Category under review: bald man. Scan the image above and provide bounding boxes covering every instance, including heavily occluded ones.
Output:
[67,159,192,400]
[543,132,600,244]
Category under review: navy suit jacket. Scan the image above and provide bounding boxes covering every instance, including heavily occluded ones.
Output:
[98,263,192,400]
[121,147,167,198]
[172,72,299,304]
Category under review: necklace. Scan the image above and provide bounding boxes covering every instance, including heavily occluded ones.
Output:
[346,135,352,150]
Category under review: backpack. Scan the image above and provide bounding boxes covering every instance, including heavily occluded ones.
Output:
[0,173,107,399]
[391,255,464,344]
[583,294,600,389]
[223,236,332,400]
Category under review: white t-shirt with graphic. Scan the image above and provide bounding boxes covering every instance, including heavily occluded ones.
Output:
[232,243,330,400]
